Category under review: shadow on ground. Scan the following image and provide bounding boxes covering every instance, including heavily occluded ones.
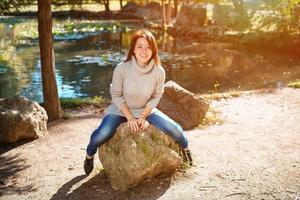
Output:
[51,171,173,200]
[47,113,103,130]
[0,153,36,197]
[0,140,35,155]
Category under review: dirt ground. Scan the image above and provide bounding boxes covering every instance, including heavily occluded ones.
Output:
[0,88,299,200]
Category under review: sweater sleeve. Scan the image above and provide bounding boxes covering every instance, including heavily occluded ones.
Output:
[146,66,166,109]
[110,64,125,110]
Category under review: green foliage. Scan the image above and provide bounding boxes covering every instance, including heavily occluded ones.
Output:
[288,80,300,88]
[214,4,231,26]
[59,22,119,34]
[0,0,35,14]
[213,3,250,31]
[60,96,107,109]
[16,21,121,40]
[180,161,192,170]
[252,0,300,32]
[52,0,91,6]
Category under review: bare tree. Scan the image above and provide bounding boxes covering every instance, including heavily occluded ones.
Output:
[174,0,178,17]
[38,0,63,121]
[119,0,123,10]
[166,0,171,24]
[95,0,110,13]
[161,0,166,28]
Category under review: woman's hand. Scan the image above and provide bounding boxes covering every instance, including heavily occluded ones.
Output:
[137,117,150,131]
[127,118,140,132]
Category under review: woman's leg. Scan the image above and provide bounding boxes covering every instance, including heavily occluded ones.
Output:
[146,110,189,149]
[86,114,127,157]
[147,110,193,165]
[84,114,126,175]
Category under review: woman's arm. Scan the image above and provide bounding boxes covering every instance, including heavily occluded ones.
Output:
[139,105,152,118]
[120,103,134,120]
[145,66,166,109]
[137,105,152,130]
[121,103,140,132]
[110,65,126,110]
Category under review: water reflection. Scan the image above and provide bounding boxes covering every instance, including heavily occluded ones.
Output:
[0,17,299,102]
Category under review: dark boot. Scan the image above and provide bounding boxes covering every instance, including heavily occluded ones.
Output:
[84,156,94,175]
[182,149,193,166]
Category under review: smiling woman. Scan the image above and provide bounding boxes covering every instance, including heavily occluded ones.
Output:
[125,29,160,67]
[83,29,193,176]
[132,37,153,66]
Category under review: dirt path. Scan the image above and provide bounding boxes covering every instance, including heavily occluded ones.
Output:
[1,88,299,200]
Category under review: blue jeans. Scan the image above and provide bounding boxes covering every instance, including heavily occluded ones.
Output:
[86,110,189,157]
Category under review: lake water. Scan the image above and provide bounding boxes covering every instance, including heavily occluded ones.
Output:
[0,17,299,102]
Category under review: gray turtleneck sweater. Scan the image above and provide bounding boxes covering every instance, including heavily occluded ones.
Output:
[105,57,166,118]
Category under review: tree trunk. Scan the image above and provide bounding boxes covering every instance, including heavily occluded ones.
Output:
[119,0,123,10]
[161,0,166,28]
[37,0,63,121]
[174,0,178,17]
[104,0,110,13]
[166,0,171,25]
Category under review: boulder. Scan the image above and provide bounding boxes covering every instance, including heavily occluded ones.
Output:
[144,2,161,10]
[122,1,139,12]
[176,4,207,28]
[0,96,48,143]
[122,2,162,19]
[172,3,226,39]
[98,124,182,191]
[135,7,161,19]
[157,81,209,130]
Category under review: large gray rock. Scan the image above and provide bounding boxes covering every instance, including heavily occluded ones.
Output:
[0,96,48,143]
[98,124,182,191]
[157,81,209,130]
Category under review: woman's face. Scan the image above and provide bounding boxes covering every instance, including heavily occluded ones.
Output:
[134,37,153,66]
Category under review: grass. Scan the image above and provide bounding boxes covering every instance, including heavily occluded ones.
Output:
[199,88,274,101]
[179,162,192,171]
[287,80,300,88]
[94,166,105,174]
[16,21,125,40]
[15,2,123,13]
[200,91,241,101]
[200,106,223,128]
[60,96,108,109]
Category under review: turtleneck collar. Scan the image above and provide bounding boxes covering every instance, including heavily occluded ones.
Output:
[131,56,155,74]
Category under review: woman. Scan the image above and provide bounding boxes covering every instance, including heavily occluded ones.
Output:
[84,29,193,175]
